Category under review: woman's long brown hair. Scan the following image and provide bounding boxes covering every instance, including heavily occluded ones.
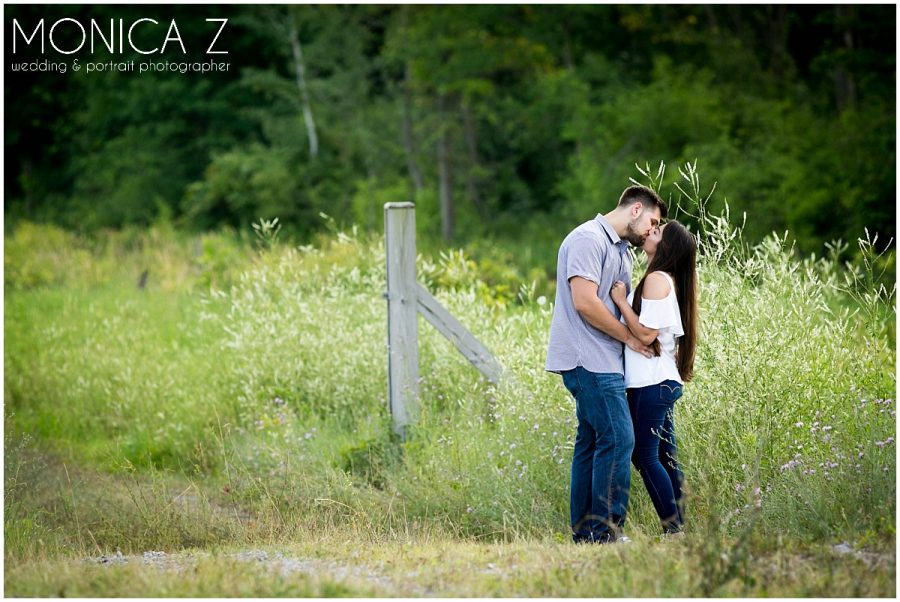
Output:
[631,221,698,382]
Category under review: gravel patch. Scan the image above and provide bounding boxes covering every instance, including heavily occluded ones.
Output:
[87,549,428,595]
[830,542,895,570]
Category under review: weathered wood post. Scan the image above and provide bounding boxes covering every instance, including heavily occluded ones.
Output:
[385,202,503,438]
[384,203,418,436]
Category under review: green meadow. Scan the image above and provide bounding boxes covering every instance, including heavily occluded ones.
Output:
[4,177,895,596]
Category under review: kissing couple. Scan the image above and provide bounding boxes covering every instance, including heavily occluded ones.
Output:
[546,185,698,544]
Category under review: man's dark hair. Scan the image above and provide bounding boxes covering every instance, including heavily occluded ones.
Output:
[617,185,668,218]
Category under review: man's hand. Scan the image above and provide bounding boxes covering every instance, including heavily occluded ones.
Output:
[626,335,654,358]
[610,280,628,305]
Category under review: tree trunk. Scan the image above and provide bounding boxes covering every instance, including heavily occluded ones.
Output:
[288,17,319,159]
[559,18,575,70]
[400,62,425,195]
[460,101,483,216]
[23,160,33,216]
[704,5,719,33]
[437,95,454,242]
[766,4,789,79]
[833,5,857,111]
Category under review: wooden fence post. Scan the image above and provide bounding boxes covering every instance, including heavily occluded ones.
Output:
[385,202,503,439]
[384,202,418,437]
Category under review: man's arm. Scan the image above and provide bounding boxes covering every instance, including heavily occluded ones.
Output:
[570,276,653,357]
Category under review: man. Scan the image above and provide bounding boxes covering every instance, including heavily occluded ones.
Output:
[546,184,667,544]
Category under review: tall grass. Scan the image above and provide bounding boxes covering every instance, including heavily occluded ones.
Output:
[5,165,895,567]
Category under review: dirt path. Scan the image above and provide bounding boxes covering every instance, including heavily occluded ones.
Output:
[88,549,432,596]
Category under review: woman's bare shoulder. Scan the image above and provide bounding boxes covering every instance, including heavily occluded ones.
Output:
[642,271,672,300]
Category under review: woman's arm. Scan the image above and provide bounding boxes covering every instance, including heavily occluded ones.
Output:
[610,272,671,346]
[570,277,654,357]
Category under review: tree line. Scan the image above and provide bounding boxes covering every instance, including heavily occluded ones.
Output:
[5,4,896,257]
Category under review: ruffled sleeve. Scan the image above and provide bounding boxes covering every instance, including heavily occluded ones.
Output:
[638,297,684,336]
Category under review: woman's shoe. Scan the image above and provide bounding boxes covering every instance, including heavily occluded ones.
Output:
[661,531,685,542]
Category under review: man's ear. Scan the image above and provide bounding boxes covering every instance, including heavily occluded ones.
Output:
[631,202,644,217]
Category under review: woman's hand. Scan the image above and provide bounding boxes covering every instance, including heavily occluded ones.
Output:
[610,280,628,305]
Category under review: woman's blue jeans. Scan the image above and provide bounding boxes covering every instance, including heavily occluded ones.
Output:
[562,367,634,543]
[627,380,685,533]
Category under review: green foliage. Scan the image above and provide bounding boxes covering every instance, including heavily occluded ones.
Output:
[4,222,93,290]
[183,145,304,232]
[5,6,894,266]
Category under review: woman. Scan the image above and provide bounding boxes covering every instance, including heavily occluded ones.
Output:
[610,220,698,535]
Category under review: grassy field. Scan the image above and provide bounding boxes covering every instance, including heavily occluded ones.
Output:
[4,189,896,596]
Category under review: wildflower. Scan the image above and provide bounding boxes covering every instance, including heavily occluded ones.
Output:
[822,425,833,432]
[532,423,540,431]
[753,487,761,496]
[794,422,804,428]
[735,484,744,492]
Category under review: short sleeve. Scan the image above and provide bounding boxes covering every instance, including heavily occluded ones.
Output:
[565,235,605,285]
[638,297,684,335]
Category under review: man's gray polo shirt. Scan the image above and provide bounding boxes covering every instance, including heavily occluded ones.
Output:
[545,214,633,375]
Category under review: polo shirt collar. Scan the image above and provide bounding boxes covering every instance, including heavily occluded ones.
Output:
[594,213,627,247]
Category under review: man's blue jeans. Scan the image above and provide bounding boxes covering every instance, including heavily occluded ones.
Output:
[627,380,685,533]
[562,367,634,543]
